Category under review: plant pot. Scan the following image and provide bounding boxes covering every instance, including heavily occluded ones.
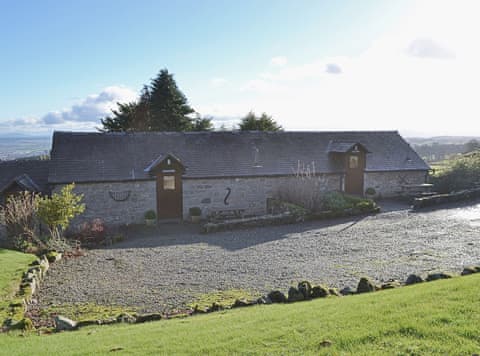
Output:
[191,215,201,224]
[145,218,157,227]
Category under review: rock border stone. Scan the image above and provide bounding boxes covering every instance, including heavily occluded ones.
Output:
[3,252,61,332]
[412,188,480,210]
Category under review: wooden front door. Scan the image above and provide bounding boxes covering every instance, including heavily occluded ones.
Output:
[344,151,365,195]
[156,172,183,219]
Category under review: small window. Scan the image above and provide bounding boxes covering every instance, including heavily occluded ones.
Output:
[163,175,175,190]
[349,155,359,169]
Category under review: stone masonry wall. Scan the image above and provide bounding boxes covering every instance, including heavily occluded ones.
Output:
[53,171,423,226]
[53,181,157,227]
[183,174,342,219]
[364,170,428,198]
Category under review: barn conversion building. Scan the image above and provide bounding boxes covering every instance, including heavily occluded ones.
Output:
[1,130,429,226]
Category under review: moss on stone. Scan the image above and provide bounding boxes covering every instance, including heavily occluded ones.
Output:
[188,289,257,310]
[43,303,137,322]
[46,251,59,263]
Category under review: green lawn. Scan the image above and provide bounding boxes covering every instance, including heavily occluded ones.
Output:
[0,249,37,324]
[2,274,480,355]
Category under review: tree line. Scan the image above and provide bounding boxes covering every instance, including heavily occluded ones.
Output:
[101,69,282,132]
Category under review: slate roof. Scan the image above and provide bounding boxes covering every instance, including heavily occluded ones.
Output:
[48,131,429,184]
[327,141,370,153]
[0,159,50,194]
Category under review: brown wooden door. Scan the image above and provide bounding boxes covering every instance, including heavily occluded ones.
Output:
[156,172,183,219]
[344,153,365,195]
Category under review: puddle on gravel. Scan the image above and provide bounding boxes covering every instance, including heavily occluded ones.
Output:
[450,203,480,226]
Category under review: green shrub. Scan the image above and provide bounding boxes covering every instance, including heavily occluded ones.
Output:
[322,192,351,211]
[322,192,375,213]
[144,210,156,220]
[282,202,309,217]
[189,207,202,216]
[365,187,376,196]
[355,200,375,212]
[37,184,85,240]
[432,152,480,193]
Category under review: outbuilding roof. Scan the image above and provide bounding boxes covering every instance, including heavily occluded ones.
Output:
[48,131,429,184]
[0,159,50,194]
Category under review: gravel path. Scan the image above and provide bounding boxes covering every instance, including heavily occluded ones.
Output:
[36,200,480,313]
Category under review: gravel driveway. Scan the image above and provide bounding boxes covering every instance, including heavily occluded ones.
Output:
[36,200,480,313]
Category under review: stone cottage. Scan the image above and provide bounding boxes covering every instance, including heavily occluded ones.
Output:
[38,130,429,225]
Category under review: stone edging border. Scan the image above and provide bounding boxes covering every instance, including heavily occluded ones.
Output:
[2,252,62,331]
[202,206,380,233]
[413,187,480,210]
[48,264,480,333]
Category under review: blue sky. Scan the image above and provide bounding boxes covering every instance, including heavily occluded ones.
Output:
[1,0,479,136]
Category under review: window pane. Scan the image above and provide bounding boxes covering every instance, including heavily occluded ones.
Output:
[163,175,175,190]
[349,156,359,169]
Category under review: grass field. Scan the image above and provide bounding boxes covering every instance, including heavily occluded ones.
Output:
[0,249,36,324]
[1,273,480,355]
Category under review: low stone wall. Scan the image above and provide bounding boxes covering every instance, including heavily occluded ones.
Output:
[202,204,380,233]
[364,170,428,198]
[3,252,61,331]
[412,188,480,210]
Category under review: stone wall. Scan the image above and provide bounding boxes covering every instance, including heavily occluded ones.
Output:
[53,181,157,227]
[53,170,426,226]
[183,174,342,218]
[364,170,428,198]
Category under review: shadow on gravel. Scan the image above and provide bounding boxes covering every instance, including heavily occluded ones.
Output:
[101,214,377,252]
[94,199,428,252]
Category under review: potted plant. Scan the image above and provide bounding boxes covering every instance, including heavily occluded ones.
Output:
[189,207,202,223]
[365,187,376,199]
[144,210,157,226]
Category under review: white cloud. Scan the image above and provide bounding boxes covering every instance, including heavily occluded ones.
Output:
[40,86,137,124]
[1,86,137,134]
[406,38,455,59]
[269,56,288,67]
[325,63,342,74]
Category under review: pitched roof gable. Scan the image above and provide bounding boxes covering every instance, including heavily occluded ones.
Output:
[0,160,50,194]
[49,131,430,183]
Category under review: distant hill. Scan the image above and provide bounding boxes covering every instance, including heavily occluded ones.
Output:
[406,136,480,163]
[406,136,480,146]
[0,135,51,160]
